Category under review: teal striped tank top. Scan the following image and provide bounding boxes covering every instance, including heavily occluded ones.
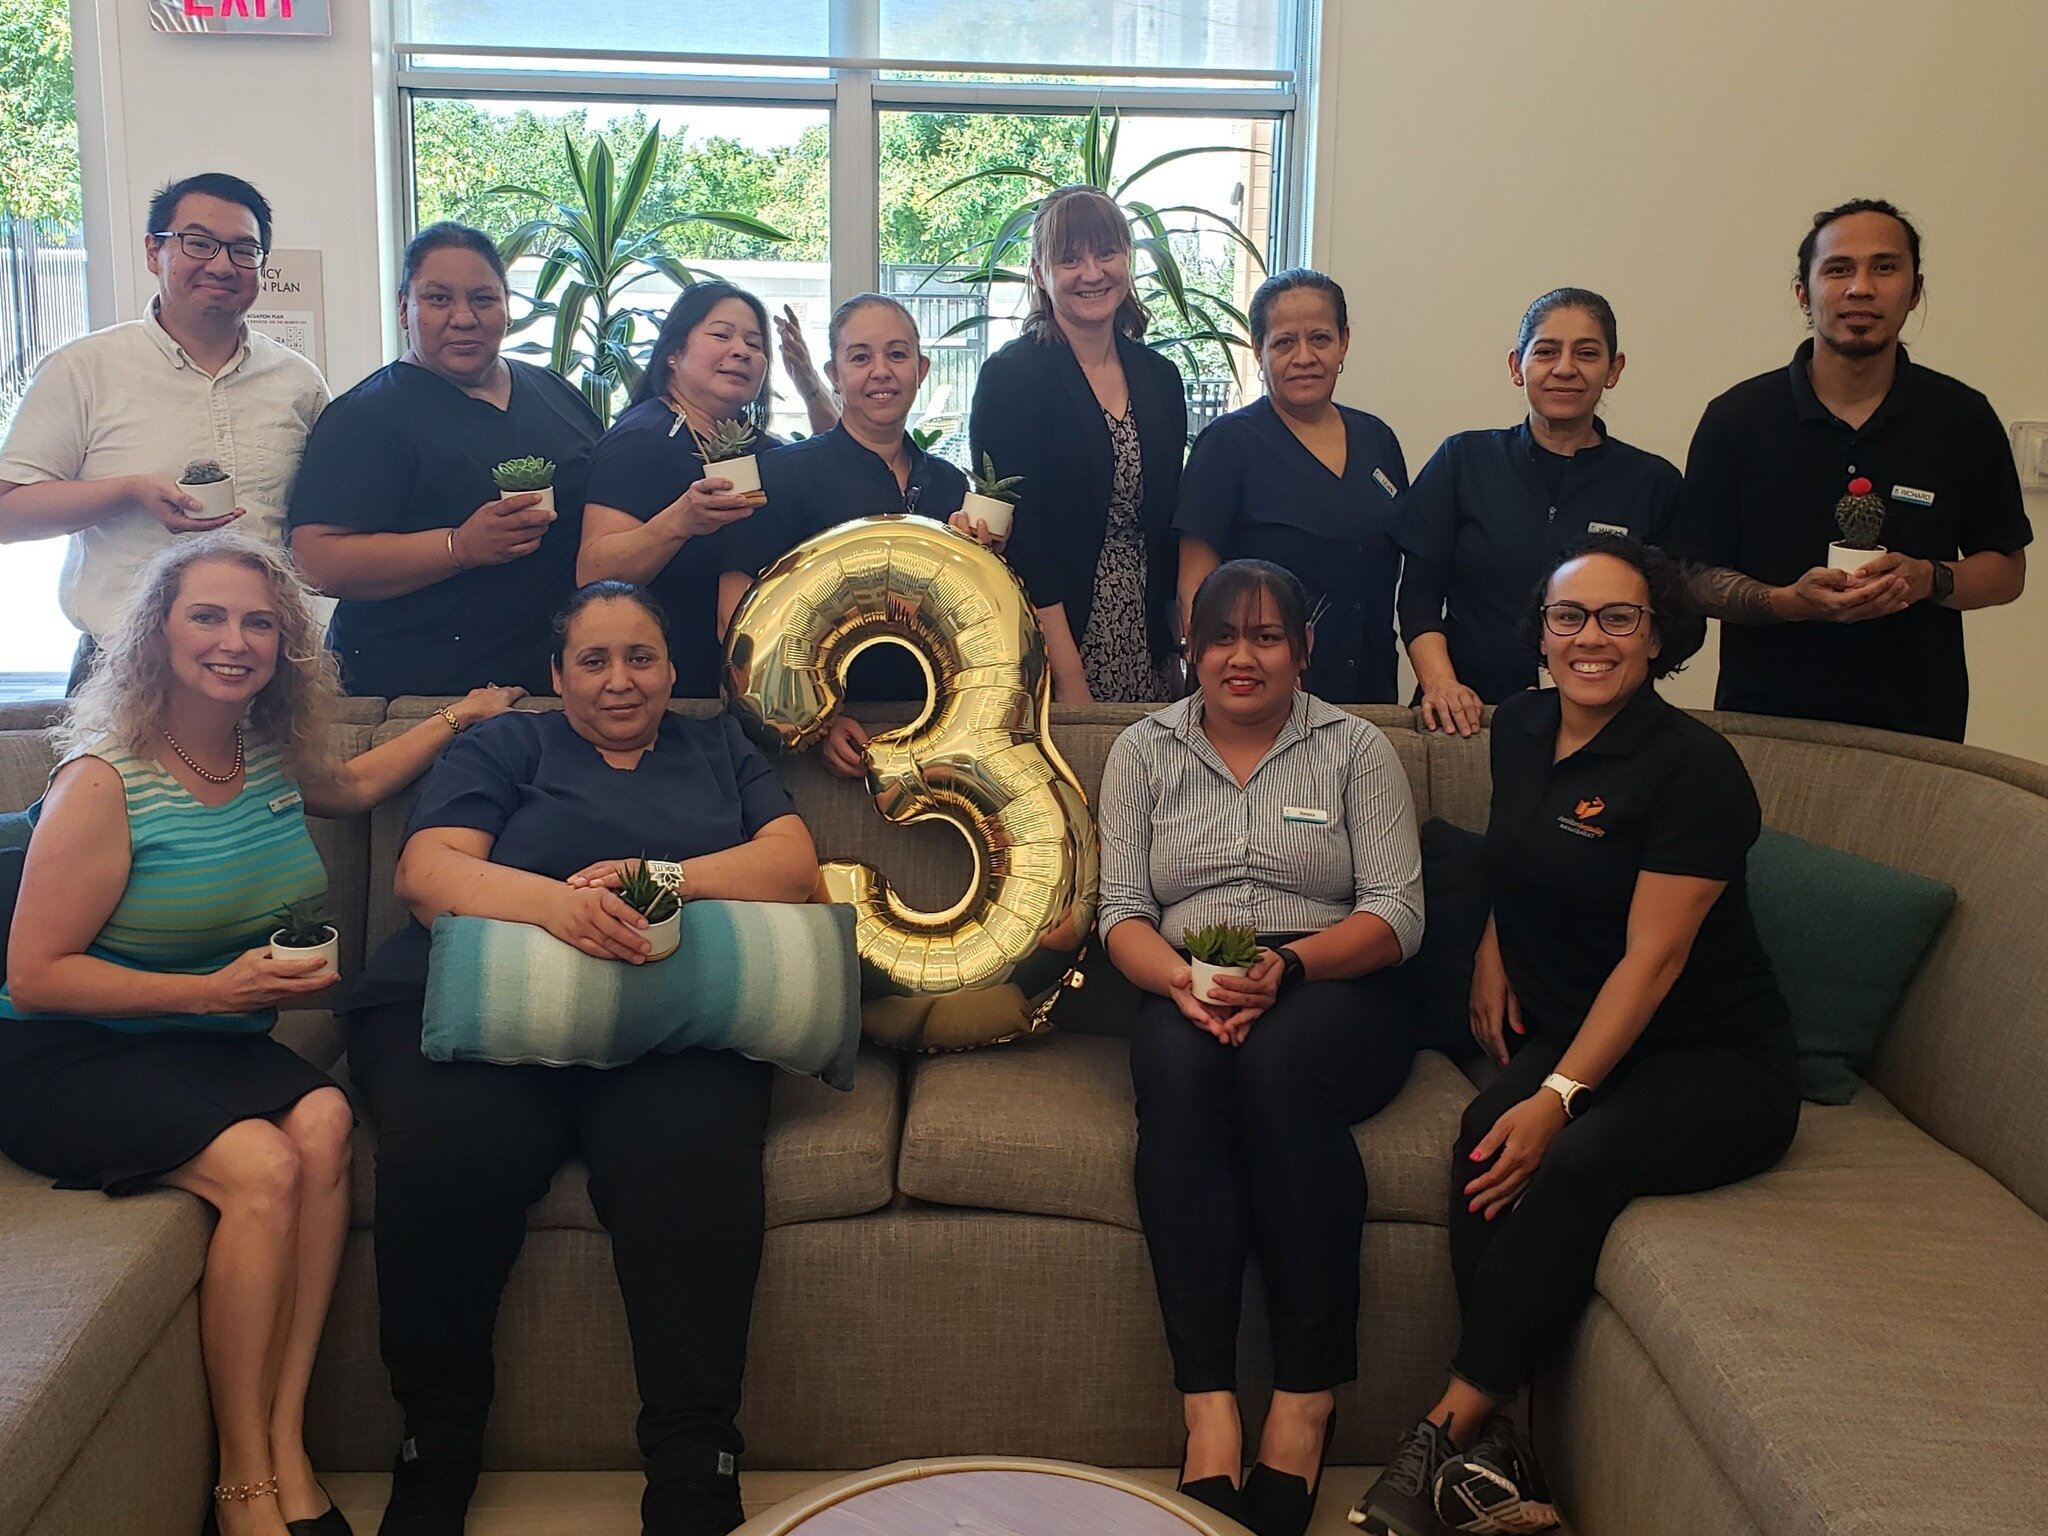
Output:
[0,738,327,1034]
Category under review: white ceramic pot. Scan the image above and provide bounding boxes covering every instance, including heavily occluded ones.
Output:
[521,484,556,513]
[715,454,764,504]
[182,476,237,522]
[1828,542,1886,574]
[642,909,682,962]
[1188,958,1251,1006]
[270,926,339,981]
[959,490,1014,540]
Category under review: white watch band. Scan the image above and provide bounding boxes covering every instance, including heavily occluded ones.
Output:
[1542,1071,1590,1117]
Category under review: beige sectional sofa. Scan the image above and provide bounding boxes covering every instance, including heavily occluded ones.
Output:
[2,698,2044,1536]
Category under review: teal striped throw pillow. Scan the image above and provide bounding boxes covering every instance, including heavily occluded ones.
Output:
[420,902,860,1089]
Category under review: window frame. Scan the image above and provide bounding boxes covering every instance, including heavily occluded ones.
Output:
[391,2,1317,312]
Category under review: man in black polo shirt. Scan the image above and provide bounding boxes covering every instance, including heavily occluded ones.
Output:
[1670,198,2029,742]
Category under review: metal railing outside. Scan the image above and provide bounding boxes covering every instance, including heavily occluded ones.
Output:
[1,216,88,436]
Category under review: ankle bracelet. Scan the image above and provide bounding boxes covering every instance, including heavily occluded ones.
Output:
[213,1475,279,1503]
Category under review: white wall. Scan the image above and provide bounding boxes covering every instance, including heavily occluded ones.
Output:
[63,0,2048,758]
[1313,0,2048,762]
[70,0,396,392]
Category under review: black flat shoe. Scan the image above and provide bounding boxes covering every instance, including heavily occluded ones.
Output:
[1177,1433,1245,1523]
[288,1497,355,1536]
[1241,1405,1336,1536]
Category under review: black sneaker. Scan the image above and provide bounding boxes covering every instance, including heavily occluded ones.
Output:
[1431,1415,1558,1533]
[1348,1415,1456,1535]
[642,1452,745,1536]
[376,1438,479,1536]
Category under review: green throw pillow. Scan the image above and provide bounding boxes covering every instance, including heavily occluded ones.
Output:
[1746,828,1956,1105]
[421,902,861,1089]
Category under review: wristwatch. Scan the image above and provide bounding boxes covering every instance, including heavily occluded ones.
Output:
[1926,559,1955,606]
[1541,1071,1592,1119]
[1276,945,1307,994]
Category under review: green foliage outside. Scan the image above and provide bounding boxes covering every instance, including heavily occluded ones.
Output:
[0,0,80,225]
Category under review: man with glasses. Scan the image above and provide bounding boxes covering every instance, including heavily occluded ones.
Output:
[0,172,329,689]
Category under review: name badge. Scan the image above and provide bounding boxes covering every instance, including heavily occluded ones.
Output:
[1282,805,1330,825]
[1587,520,1629,537]
[1891,484,1936,506]
[268,789,303,814]
[1372,468,1398,498]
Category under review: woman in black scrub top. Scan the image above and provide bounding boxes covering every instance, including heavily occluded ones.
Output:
[1175,269,1408,703]
[1396,288,1680,735]
[1352,534,1800,1536]
[577,282,784,697]
[288,223,601,697]
[717,293,1004,778]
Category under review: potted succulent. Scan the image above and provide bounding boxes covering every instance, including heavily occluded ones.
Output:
[702,419,766,506]
[960,453,1023,540]
[1828,477,1888,573]
[618,857,684,962]
[492,456,558,512]
[178,458,236,522]
[269,898,339,981]
[1184,922,1259,1006]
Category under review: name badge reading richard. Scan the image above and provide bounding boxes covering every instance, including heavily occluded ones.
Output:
[1891,485,1936,506]
[268,789,303,814]
[1282,805,1330,825]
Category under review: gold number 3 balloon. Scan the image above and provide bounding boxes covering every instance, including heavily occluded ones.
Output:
[723,514,1098,1051]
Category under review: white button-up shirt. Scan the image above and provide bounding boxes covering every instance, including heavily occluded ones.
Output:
[0,300,329,639]
[1096,690,1426,958]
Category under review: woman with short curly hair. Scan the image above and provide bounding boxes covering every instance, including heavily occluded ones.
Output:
[0,530,520,1536]
[1354,534,1800,1536]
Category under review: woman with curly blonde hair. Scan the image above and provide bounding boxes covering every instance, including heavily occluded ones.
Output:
[0,530,521,1536]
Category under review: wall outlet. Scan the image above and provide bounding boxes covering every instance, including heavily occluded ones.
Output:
[2013,421,2048,491]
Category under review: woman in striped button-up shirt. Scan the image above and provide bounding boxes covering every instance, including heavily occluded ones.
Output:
[1097,558,1425,1536]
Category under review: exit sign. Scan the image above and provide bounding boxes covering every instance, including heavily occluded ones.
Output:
[150,0,332,34]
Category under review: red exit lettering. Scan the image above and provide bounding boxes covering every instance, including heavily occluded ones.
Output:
[187,0,297,15]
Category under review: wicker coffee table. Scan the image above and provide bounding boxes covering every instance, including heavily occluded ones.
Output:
[735,1457,1256,1535]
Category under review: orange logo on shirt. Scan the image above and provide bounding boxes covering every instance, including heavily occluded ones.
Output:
[1558,795,1608,839]
[1574,797,1606,822]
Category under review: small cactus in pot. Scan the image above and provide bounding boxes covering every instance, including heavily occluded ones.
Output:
[269,897,339,981]
[492,456,558,512]
[178,457,237,522]
[1828,476,1889,573]
[617,856,684,962]
[700,418,766,506]
[1184,921,1260,1005]
[959,452,1024,540]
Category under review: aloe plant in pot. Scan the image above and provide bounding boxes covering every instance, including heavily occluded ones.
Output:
[960,453,1023,540]
[179,458,236,522]
[701,418,766,506]
[1184,921,1259,1005]
[618,857,684,961]
[492,456,558,512]
[269,898,339,981]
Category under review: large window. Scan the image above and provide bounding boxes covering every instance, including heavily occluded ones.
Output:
[396,0,1310,451]
[0,0,87,689]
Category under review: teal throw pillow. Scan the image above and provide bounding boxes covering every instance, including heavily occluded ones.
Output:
[421,901,861,1090]
[1746,828,1956,1105]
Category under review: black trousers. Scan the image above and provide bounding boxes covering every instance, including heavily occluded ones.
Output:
[1129,974,1417,1394]
[348,1003,774,1483]
[1448,1028,1800,1396]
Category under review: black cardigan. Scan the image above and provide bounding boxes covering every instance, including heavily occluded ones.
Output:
[969,329,1187,661]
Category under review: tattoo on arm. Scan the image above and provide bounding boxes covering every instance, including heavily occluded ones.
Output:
[1690,565,1780,624]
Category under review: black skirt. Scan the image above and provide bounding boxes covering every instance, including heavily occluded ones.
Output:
[0,1018,340,1195]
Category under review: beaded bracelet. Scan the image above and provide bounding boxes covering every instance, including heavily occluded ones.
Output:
[214,1475,279,1504]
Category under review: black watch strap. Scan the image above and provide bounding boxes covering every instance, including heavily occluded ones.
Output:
[1928,559,1955,605]
[1276,945,1307,993]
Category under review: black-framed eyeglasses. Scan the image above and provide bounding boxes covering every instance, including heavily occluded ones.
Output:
[151,231,266,270]
[1542,602,1651,637]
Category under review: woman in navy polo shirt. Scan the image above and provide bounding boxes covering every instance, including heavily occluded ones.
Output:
[1175,269,1408,703]
[1395,289,1680,735]
[717,293,1010,777]
[289,223,601,697]
[1353,534,1800,1536]
[577,281,787,699]
[344,581,819,1536]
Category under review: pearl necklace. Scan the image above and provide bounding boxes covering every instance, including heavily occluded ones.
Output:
[163,726,244,785]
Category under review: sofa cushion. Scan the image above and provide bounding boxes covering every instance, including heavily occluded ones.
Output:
[1746,827,1956,1104]
[896,1032,1474,1229]
[342,1043,901,1232]
[1591,1086,2048,1536]
[0,1160,212,1536]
